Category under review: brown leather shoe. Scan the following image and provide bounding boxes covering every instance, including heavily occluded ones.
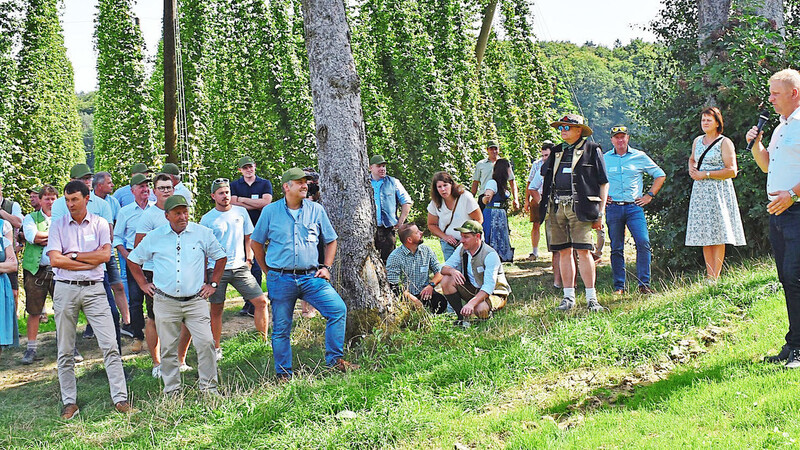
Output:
[332,359,360,372]
[613,289,624,295]
[115,401,135,414]
[61,403,79,420]
[638,285,655,295]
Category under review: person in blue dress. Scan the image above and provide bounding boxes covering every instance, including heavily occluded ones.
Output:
[0,219,20,351]
[481,158,514,262]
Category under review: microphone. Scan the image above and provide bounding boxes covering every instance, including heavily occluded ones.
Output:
[746,109,770,151]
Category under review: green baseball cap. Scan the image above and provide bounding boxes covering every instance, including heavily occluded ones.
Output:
[130,163,151,175]
[281,167,309,184]
[70,163,93,179]
[610,125,629,136]
[164,194,189,212]
[454,219,483,235]
[26,186,40,194]
[369,155,387,165]
[237,156,255,168]
[486,140,499,149]
[211,178,230,193]
[130,173,151,186]
[161,163,180,175]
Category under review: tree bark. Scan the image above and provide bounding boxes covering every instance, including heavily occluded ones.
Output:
[697,0,732,66]
[163,0,178,163]
[475,0,497,66]
[754,0,784,36]
[301,0,396,338]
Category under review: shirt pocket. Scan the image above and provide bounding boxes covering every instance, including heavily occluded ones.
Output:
[306,223,319,243]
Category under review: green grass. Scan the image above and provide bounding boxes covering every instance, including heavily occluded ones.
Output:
[1,215,796,449]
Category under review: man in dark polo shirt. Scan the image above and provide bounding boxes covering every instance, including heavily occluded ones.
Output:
[230,156,273,317]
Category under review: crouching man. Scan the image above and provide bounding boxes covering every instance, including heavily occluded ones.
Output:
[439,220,510,325]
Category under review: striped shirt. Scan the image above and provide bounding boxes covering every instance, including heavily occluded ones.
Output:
[386,243,442,296]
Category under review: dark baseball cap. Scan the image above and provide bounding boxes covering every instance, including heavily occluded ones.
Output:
[161,163,180,175]
[130,163,151,175]
[130,173,151,186]
[281,167,309,184]
[70,163,93,179]
[164,195,189,212]
[237,156,255,168]
[369,155,387,165]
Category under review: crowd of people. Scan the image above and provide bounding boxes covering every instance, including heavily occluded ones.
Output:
[0,68,799,420]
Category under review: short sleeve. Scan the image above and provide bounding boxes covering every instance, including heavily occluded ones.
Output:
[2,220,10,236]
[251,207,271,244]
[263,180,273,195]
[317,206,338,244]
[484,179,498,194]
[11,202,23,221]
[461,192,479,214]
[44,218,63,256]
[242,208,255,235]
[126,234,151,265]
[96,217,112,247]
[204,227,228,261]
[426,201,439,217]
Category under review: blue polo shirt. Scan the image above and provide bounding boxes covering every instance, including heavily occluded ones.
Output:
[251,198,337,270]
[603,146,666,203]
[113,186,156,207]
[230,176,273,226]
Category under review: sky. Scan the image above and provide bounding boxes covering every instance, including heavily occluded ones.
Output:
[62,0,663,93]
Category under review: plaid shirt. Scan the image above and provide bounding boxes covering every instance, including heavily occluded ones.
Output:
[386,243,442,296]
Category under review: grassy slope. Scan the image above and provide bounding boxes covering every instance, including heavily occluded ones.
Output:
[1,216,797,449]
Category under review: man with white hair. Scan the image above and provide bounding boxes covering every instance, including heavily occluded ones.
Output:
[747,68,800,369]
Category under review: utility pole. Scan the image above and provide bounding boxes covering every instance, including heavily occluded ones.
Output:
[163,0,178,163]
[475,0,497,67]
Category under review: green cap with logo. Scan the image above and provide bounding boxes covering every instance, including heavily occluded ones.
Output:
[161,163,180,175]
[130,173,151,186]
[70,163,93,179]
[369,155,387,165]
[281,167,309,184]
[237,156,255,168]
[210,178,230,193]
[164,194,189,212]
[486,140,499,149]
[455,219,483,235]
[130,163,151,175]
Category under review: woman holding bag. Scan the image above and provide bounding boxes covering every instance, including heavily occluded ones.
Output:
[685,107,746,281]
[427,172,482,260]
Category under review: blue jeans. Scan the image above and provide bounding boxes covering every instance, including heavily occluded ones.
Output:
[440,239,457,261]
[770,204,800,348]
[266,271,347,375]
[606,203,651,291]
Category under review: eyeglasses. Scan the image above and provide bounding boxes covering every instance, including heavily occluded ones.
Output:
[213,178,229,184]
[558,125,571,131]
[611,126,628,134]
[155,186,174,192]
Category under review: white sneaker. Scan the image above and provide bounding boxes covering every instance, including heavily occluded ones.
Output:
[179,363,193,373]
[151,365,161,378]
[215,348,223,361]
[556,297,575,311]
[587,298,605,312]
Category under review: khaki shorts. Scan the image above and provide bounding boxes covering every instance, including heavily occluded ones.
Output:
[207,266,264,304]
[547,199,594,251]
[23,267,54,315]
[455,283,507,311]
[528,198,541,223]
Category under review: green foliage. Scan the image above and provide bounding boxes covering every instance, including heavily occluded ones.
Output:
[641,0,799,270]
[10,0,83,201]
[0,0,21,184]
[94,0,158,186]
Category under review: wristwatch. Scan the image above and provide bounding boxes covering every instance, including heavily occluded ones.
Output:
[429,282,436,288]
[791,188,799,204]
[210,282,218,289]
[70,252,78,260]
[320,264,332,271]
[647,190,656,198]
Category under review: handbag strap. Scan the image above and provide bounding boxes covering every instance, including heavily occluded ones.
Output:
[695,136,723,170]
[441,195,460,234]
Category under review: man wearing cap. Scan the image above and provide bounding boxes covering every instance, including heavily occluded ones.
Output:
[27,187,41,212]
[439,219,510,325]
[539,114,609,312]
[369,155,413,264]
[471,141,520,211]
[45,180,132,419]
[604,125,666,295]
[161,163,193,204]
[386,223,447,314]
[525,141,554,261]
[51,163,127,350]
[92,171,129,328]
[127,195,227,395]
[230,156,273,317]
[114,173,153,354]
[113,163,156,207]
[201,178,268,361]
[20,185,57,364]
[251,167,358,379]
[134,173,193,376]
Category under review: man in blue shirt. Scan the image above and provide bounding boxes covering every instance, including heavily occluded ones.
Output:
[112,163,156,207]
[250,167,358,379]
[603,125,666,295]
[127,195,227,395]
[369,155,412,264]
[230,156,273,317]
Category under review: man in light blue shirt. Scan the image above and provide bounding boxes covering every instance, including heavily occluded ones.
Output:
[369,155,412,263]
[113,163,156,207]
[603,125,666,295]
[127,195,226,395]
[439,220,510,325]
[251,167,358,379]
[161,163,194,205]
[200,178,268,360]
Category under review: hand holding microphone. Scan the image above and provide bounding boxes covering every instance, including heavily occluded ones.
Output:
[745,109,770,150]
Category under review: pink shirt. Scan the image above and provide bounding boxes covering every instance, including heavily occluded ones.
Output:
[45,212,111,281]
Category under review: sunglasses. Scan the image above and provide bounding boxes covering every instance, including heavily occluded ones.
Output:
[213,177,229,184]
[611,126,628,134]
[558,125,571,131]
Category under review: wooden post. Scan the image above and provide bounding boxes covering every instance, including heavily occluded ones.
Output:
[163,0,178,163]
[475,0,497,66]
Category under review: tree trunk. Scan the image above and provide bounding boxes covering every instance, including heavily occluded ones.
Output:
[301,0,396,338]
[163,0,178,163]
[755,0,784,36]
[475,0,497,66]
[697,0,731,66]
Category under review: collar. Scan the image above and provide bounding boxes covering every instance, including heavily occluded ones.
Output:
[282,198,304,216]
[399,244,416,256]
[466,242,483,257]
[68,211,90,225]
[781,107,800,125]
